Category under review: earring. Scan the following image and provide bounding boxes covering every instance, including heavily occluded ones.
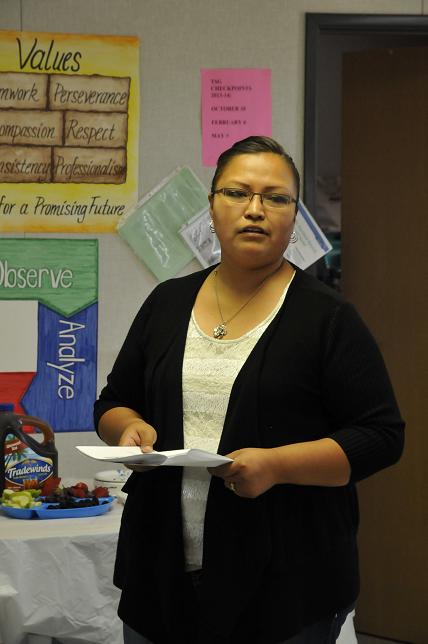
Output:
[290,230,298,244]
[209,219,216,234]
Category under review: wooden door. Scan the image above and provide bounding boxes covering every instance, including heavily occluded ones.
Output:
[342,47,428,643]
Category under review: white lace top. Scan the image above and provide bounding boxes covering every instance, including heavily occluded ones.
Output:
[181,275,294,570]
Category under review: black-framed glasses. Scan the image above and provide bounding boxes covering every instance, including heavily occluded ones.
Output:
[212,187,297,209]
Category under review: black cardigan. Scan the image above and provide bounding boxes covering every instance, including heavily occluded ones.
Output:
[94,267,404,644]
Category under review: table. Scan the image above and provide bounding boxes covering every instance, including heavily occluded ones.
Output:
[0,500,358,644]
[0,500,123,644]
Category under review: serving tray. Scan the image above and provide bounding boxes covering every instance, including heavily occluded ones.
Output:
[0,496,115,520]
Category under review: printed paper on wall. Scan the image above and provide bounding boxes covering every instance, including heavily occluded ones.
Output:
[0,30,139,233]
[201,68,272,166]
[285,201,332,270]
[118,167,209,281]
[180,201,331,272]
[179,207,220,268]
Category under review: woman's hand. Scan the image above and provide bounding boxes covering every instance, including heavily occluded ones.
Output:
[208,448,280,498]
[118,419,157,450]
[209,439,351,493]
[119,419,158,473]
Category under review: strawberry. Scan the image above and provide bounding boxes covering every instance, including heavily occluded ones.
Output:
[92,486,109,498]
[70,486,86,498]
[41,476,62,496]
[73,482,89,493]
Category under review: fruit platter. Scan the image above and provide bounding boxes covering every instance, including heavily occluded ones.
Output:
[0,477,115,519]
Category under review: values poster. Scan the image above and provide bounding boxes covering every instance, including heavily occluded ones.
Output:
[0,30,139,233]
[0,239,98,431]
[201,68,272,166]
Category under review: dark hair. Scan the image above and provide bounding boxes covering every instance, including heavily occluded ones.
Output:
[210,136,300,211]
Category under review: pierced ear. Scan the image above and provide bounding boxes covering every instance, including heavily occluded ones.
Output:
[208,194,214,214]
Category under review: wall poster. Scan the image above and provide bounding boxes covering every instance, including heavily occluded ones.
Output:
[118,167,209,281]
[0,30,139,233]
[0,239,98,432]
[201,68,272,166]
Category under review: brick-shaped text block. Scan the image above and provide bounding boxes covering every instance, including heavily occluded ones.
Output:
[0,72,48,110]
[49,75,130,113]
[52,146,126,184]
[64,111,127,148]
[0,109,63,146]
[0,145,51,182]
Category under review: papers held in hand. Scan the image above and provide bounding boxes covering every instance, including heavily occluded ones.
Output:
[76,446,233,468]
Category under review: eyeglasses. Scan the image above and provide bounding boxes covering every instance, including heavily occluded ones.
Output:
[212,187,297,210]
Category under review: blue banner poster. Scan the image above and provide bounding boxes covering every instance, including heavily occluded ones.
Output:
[0,239,98,431]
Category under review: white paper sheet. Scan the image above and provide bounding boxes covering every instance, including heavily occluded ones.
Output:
[179,207,221,268]
[180,200,331,272]
[285,200,332,270]
[76,446,232,467]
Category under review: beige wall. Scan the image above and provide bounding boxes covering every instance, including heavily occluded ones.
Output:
[1,0,425,477]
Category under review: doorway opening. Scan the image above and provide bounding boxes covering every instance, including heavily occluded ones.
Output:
[304,13,428,289]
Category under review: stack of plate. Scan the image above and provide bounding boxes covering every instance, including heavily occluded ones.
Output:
[93,468,130,504]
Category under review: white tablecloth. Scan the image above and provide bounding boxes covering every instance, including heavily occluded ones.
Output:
[0,500,357,644]
[0,502,123,644]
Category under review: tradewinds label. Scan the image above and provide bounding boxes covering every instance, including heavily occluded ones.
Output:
[4,435,54,489]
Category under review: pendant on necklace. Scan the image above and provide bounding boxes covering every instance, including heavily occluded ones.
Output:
[213,323,227,339]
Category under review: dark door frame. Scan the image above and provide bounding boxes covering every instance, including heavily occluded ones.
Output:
[303,13,428,215]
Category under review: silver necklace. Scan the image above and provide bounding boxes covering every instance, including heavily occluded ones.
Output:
[213,262,283,339]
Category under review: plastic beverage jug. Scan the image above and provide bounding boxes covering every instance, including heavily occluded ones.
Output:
[0,406,58,494]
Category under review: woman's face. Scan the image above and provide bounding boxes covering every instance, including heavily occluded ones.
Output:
[209,152,297,270]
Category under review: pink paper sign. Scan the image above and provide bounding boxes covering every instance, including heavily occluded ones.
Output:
[201,68,272,167]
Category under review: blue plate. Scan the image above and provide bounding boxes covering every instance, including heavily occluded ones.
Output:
[34,496,115,519]
[0,504,38,519]
[1,497,115,520]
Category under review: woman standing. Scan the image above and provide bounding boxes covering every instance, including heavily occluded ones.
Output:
[94,136,404,644]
